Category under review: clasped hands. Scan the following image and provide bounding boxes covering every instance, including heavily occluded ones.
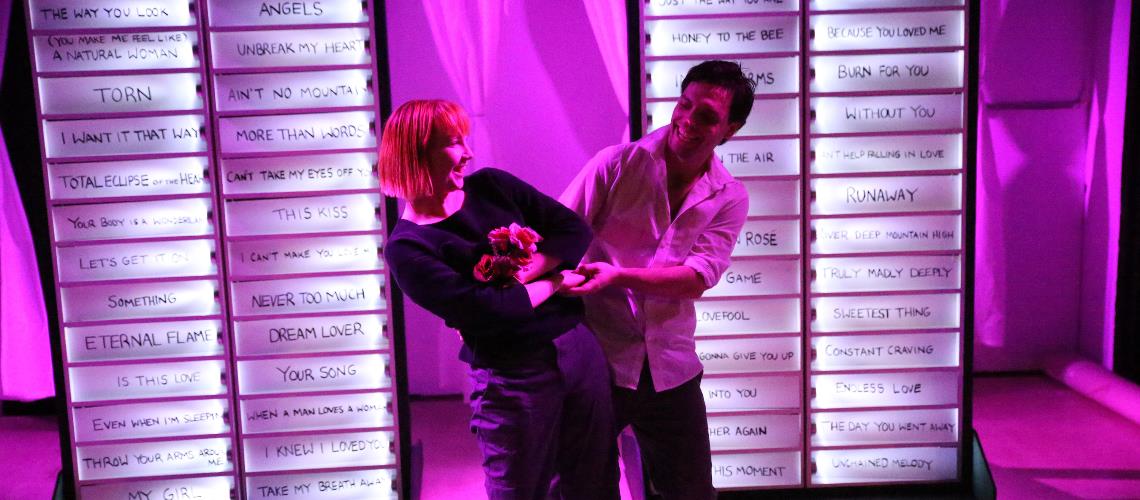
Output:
[556,262,618,296]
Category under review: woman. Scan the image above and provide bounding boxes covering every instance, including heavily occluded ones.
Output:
[379,100,618,500]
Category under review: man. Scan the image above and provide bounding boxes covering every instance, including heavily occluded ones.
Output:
[560,60,754,499]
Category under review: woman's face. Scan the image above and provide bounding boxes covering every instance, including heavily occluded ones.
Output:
[426,131,472,196]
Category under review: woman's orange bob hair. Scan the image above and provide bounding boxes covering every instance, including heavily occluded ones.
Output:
[378,99,471,199]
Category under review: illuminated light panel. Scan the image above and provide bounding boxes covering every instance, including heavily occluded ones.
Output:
[712,451,802,488]
[234,313,385,356]
[811,446,958,484]
[744,179,801,216]
[76,437,231,481]
[210,28,370,69]
[237,353,388,395]
[69,359,226,403]
[812,254,961,293]
[811,134,962,174]
[811,0,963,9]
[48,156,210,200]
[811,332,960,371]
[81,476,234,500]
[56,239,215,282]
[647,57,799,98]
[708,413,802,451]
[811,94,963,134]
[733,219,800,257]
[650,98,800,137]
[230,273,385,316]
[811,293,960,332]
[240,392,392,434]
[61,279,219,323]
[696,336,800,374]
[811,215,961,254]
[246,468,396,499]
[214,69,373,112]
[73,399,229,442]
[809,11,964,51]
[645,16,799,57]
[811,174,961,215]
[29,0,195,29]
[695,297,800,336]
[717,138,800,177]
[646,0,799,16]
[811,371,959,409]
[221,151,377,194]
[33,31,198,73]
[43,114,207,158]
[810,51,964,93]
[242,430,394,472]
[229,234,381,277]
[218,110,374,154]
[52,197,212,242]
[39,73,202,115]
[706,258,801,298]
[702,375,801,410]
[224,193,380,236]
[208,0,367,26]
[812,408,959,447]
[65,319,223,363]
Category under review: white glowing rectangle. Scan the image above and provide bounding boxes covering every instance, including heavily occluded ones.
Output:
[712,451,801,488]
[229,234,381,277]
[812,293,960,332]
[29,0,195,29]
[811,215,961,254]
[745,179,800,216]
[34,32,198,73]
[703,375,800,410]
[708,413,801,451]
[44,114,206,158]
[224,193,379,236]
[81,476,234,500]
[812,446,958,484]
[812,332,960,371]
[218,111,374,153]
[231,274,384,317]
[647,57,799,98]
[811,51,964,93]
[812,134,962,174]
[734,219,800,257]
[706,259,800,298]
[237,353,387,395]
[65,319,223,362]
[208,0,366,26]
[812,408,959,446]
[221,152,377,195]
[812,371,959,409]
[48,157,210,200]
[243,430,393,472]
[245,469,396,499]
[811,0,963,9]
[69,359,226,403]
[812,255,961,293]
[696,298,800,336]
[810,11,964,51]
[76,437,230,481]
[39,73,201,115]
[811,174,961,215]
[235,313,385,356]
[57,239,215,282]
[647,0,799,16]
[649,98,800,137]
[645,16,799,57]
[53,197,212,242]
[811,94,963,134]
[61,279,219,323]
[214,69,373,112]
[717,138,800,177]
[73,399,229,442]
[210,28,370,69]
[241,392,391,434]
[696,337,800,374]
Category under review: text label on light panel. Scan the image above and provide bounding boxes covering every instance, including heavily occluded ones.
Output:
[696,298,800,336]
[708,413,801,451]
[812,293,960,332]
[229,234,381,277]
[703,375,801,410]
[718,138,801,178]
[242,430,393,473]
[812,134,962,175]
[29,0,196,29]
[69,359,226,403]
[52,197,212,242]
[33,31,198,73]
[73,399,228,442]
[245,469,395,500]
[76,437,231,481]
[712,452,801,488]
[224,193,379,237]
[645,16,799,57]
[647,57,799,99]
[221,152,377,195]
[65,319,224,363]
[230,274,384,317]
[812,215,961,254]
[734,219,800,257]
[214,69,373,112]
[812,408,959,447]
[706,259,800,298]
[812,370,959,409]
[812,255,961,293]
[810,11,965,51]
[696,336,800,374]
[48,156,210,200]
[811,51,964,93]
[43,114,206,158]
[61,279,219,323]
[210,28,369,69]
[235,313,385,356]
[206,0,367,26]
[39,73,202,115]
[811,94,963,134]
[80,476,233,500]
[812,332,960,371]
[812,446,958,484]
[236,353,388,395]
[811,174,961,215]
[646,0,800,16]
[56,239,215,282]
[217,111,374,154]
[241,392,391,434]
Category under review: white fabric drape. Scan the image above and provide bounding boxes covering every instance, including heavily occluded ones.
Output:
[582,0,629,142]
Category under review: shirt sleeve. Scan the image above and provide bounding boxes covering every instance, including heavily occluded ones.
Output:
[559,146,621,229]
[682,182,750,289]
[487,169,593,267]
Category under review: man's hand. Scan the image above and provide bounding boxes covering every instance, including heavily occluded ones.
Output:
[561,262,621,296]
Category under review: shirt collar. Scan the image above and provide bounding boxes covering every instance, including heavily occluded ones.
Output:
[638,125,737,194]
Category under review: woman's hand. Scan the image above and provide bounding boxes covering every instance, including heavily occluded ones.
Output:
[557,270,588,293]
[560,262,619,296]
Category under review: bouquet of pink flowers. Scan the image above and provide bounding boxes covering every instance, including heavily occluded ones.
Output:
[473,223,542,286]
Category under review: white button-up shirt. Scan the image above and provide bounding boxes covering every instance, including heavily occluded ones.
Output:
[560,126,749,391]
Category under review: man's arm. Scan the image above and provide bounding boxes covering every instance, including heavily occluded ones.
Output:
[565,262,706,299]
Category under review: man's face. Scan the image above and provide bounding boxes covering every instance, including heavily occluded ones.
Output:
[667,81,741,166]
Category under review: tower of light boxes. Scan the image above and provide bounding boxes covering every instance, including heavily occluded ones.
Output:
[632,0,973,492]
